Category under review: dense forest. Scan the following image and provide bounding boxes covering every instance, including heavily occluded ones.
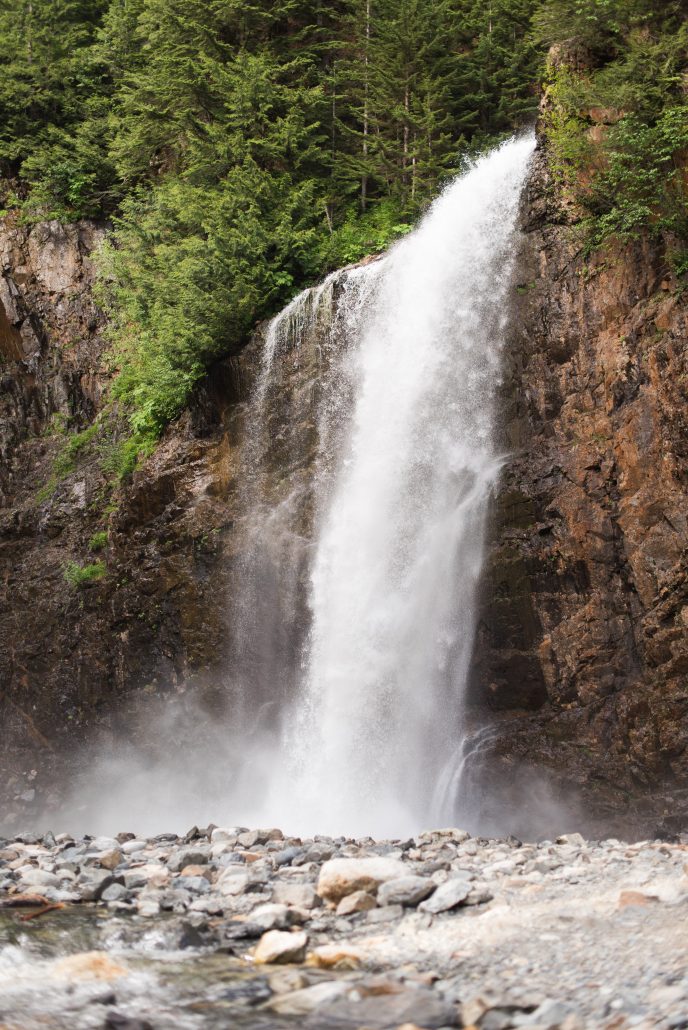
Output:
[0,0,686,468]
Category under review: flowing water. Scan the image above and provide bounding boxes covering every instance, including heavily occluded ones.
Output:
[39,135,534,840]
[228,135,536,838]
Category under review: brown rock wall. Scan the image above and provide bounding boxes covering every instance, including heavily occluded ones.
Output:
[473,141,688,835]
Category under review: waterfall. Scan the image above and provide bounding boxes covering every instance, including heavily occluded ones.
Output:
[230,135,535,838]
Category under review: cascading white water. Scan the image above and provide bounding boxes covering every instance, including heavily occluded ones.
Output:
[233,135,535,837]
[44,136,534,840]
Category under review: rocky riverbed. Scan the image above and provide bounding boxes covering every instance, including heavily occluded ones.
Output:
[1,825,687,1029]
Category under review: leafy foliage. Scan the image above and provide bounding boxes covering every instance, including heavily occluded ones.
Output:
[539,1,688,261]
[63,560,107,587]
[88,531,109,552]
[1,0,685,451]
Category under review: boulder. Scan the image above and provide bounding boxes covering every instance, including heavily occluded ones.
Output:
[317,857,407,903]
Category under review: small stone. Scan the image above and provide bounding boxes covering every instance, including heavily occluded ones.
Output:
[618,889,659,908]
[218,871,250,895]
[136,896,161,917]
[89,837,121,852]
[238,830,261,849]
[167,847,209,872]
[336,890,378,916]
[528,999,578,1027]
[273,847,303,867]
[98,849,123,871]
[377,876,435,907]
[307,944,363,969]
[172,875,210,894]
[210,827,241,844]
[366,904,403,923]
[121,840,147,855]
[268,968,308,994]
[101,883,131,903]
[267,980,349,1014]
[250,903,292,930]
[465,888,493,906]
[272,882,319,909]
[556,834,585,847]
[18,869,61,888]
[314,984,457,1028]
[419,877,471,914]
[180,864,212,879]
[253,929,308,965]
[416,828,470,845]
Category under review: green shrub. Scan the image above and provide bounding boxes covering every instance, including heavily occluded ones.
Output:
[88,531,109,552]
[100,432,157,481]
[63,560,107,587]
[52,422,102,479]
[540,4,688,265]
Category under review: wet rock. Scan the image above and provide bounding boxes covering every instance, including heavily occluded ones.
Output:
[253,929,308,964]
[219,977,272,1006]
[267,980,349,1015]
[307,984,459,1028]
[136,895,161,917]
[217,920,262,945]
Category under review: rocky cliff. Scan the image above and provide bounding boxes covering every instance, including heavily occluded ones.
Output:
[473,139,688,837]
[1,130,687,836]
[0,217,257,822]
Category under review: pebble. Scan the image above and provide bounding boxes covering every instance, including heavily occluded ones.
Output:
[377,875,436,907]
[272,882,319,909]
[419,876,471,913]
[336,889,378,915]
[253,929,308,964]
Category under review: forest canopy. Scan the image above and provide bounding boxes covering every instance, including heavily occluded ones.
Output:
[0,0,686,449]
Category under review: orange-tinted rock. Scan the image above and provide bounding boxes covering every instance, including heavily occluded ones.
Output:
[473,133,688,838]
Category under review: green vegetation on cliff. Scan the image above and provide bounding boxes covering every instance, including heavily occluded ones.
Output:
[0,0,686,448]
[536,1,688,265]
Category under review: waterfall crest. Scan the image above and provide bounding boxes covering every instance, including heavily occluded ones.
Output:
[230,135,535,837]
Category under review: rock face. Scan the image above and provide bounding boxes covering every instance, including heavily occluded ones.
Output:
[0,219,106,500]
[0,214,255,820]
[471,136,688,836]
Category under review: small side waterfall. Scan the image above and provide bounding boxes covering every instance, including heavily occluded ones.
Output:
[229,135,535,837]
